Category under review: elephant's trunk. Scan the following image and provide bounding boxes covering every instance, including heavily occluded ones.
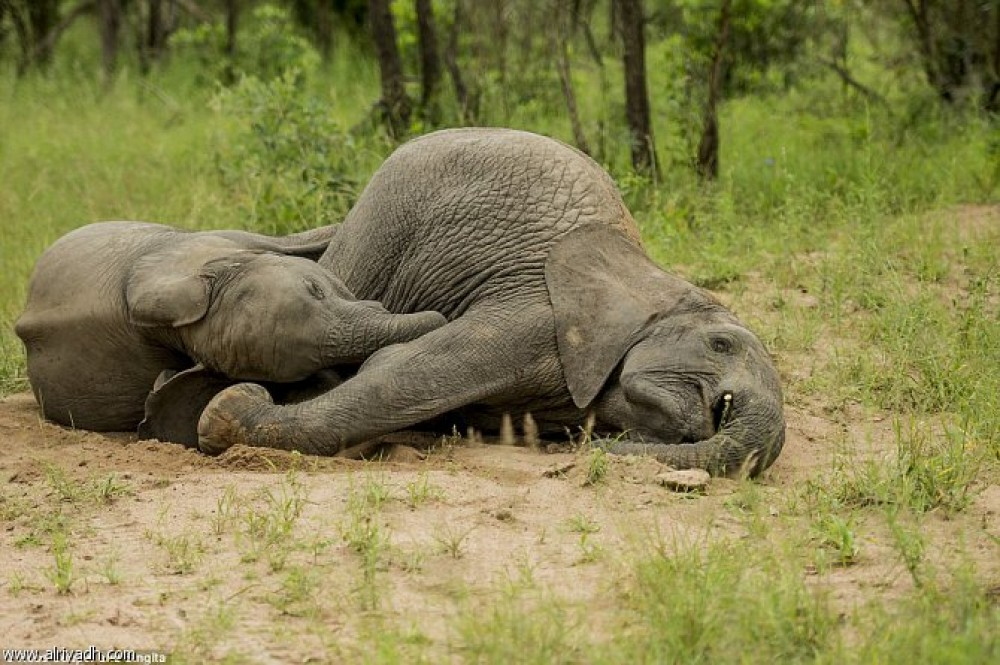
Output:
[322,307,447,365]
[608,391,785,478]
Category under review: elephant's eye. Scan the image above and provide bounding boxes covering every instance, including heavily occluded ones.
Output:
[305,280,326,300]
[709,336,733,354]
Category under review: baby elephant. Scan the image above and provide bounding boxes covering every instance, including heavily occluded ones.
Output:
[15,221,446,440]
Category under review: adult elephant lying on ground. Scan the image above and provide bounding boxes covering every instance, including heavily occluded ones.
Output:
[199,128,786,476]
[15,222,445,441]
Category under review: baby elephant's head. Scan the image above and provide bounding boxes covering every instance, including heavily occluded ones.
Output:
[127,244,446,382]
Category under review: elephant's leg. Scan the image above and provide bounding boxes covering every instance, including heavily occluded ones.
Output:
[197,305,550,456]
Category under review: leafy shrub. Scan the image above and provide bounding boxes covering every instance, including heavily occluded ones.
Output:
[173,4,319,85]
[211,71,366,234]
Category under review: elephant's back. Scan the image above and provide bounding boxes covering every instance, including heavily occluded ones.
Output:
[326,129,640,317]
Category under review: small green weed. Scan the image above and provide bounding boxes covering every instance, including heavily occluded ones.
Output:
[92,474,133,504]
[147,530,204,575]
[584,446,609,486]
[241,474,306,571]
[404,472,443,509]
[433,523,474,560]
[269,565,322,618]
[565,514,601,535]
[341,472,392,611]
[887,513,928,588]
[97,551,123,586]
[46,531,75,594]
[810,513,859,569]
[212,484,241,536]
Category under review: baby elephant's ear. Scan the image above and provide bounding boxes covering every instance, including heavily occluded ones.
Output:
[125,244,229,328]
[127,273,211,328]
[545,225,691,409]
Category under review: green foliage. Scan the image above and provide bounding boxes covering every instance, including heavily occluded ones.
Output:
[856,569,1000,662]
[611,539,840,662]
[821,421,983,516]
[455,590,582,664]
[46,530,75,595]
[665,0,835,95]
[172,4,320,85]
[210,70,368,234]
[583,446,609,486]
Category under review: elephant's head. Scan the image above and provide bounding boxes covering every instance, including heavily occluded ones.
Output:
[125,236,447,382]
[546,225,785,477]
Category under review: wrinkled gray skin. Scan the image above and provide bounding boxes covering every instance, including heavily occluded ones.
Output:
[15,222,446,437]
[199,129,785,476]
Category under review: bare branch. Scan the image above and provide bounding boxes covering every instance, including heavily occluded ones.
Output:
[819,57,891,108]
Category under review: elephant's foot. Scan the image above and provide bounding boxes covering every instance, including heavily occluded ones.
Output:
[197,383,274,455]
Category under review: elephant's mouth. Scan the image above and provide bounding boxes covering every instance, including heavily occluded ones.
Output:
[711,391,734,435]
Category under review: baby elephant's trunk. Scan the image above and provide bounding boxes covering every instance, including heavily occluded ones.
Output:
[323,306,447,365]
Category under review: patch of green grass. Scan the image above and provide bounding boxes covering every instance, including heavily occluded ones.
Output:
[92,473,133,504]
[269,565,323,618]
[97,550,123,586]
[583,446,609,486]
[146,530,204,575]
[565,514,600,535]
[606,538,841,662]
[171,600,240,663]
[240,472,307,571]
[432,523,474,560]
[211,484,241,536]
[403,471,443,509]
[854,567,1000,662]
[42,466,133,506]
[341,470,392,611]
[816,420,982,516]
[46,531,76,595]
[454,589,583,665]
[810,513,860,570]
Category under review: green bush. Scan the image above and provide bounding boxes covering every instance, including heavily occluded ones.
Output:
[211,71,372,234]
[172,4,320,85]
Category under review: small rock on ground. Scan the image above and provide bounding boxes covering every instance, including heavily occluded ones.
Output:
[656,469,711,493]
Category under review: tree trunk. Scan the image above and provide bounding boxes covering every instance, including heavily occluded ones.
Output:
[316,0,334,61]
[554,0,591,155]
[28,0,60,67]
[990,1,1000,111]
[578,0,604,67]
[618,0,656,176]
[369,0,412,138]
[696,0,731,181]
[147,0,167,64]
[415,0,442,122]
[222,0,238,83]
[97,0,122,84]
[9,2,31,76]
[444,0,477,124]
[8,0,60,74]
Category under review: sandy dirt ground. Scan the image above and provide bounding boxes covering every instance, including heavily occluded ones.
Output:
[2,394,997,661]
[1,206,998,661]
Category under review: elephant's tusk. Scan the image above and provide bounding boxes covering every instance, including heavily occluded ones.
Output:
[720,392,733,426]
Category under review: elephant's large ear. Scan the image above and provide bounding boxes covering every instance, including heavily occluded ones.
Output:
[545,225,696,409]
[125,240,239,328]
